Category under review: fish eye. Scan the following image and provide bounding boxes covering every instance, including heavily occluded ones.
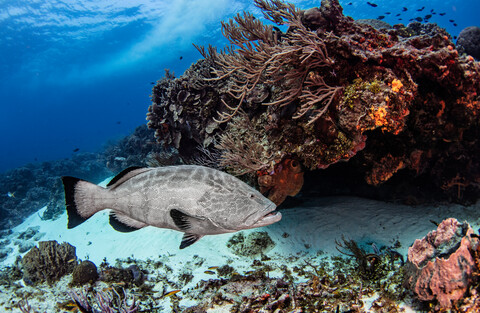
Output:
[250,193,255,199]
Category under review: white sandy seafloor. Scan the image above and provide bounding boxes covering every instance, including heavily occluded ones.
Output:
[1,177,479,312]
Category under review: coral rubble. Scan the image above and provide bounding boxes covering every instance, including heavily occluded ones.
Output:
[404,218,479,309]
[147,0,480,204]
[226,231,276,256]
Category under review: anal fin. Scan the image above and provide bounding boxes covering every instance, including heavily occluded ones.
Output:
[180,233,203,249]
[109,211,147,232]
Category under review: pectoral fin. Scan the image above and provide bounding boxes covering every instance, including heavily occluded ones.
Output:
[180,233,203,249]
[170,209,206,249]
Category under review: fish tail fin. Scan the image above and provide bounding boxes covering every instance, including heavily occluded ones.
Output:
[61,176,106,228]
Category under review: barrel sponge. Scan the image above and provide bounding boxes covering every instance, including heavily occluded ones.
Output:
[21,240,76,285]
[404,218,479,309]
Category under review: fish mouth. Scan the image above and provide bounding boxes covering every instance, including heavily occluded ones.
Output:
[252,209,282,227]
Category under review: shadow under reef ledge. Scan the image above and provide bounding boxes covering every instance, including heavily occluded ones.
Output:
[284,159,463,209]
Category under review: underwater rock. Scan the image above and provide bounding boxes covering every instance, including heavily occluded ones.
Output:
[457,26,480,60]
[99,264,134,285]
[127,264,145,286]
[0,247,12,262]
[71,260,99,286]
[227,231,275,257]
[404,218,479,309]
[21,240,76,285]
[16,241,35,254]
[16,227,40,242]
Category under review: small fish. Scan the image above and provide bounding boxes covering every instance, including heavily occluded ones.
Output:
[163,290,181,297]
[204,270,216,275]
[385,12,391,15]
[453,36,457,39]
[366,2,377,7]
[150,82,155,85]
[424,14,432,20]
[67,258,76,263]
[7,192,15,198]
[244,270,255,275]
[377,15,385,20]
[417,6,425,12]
[439,12,446,16]
[430,219,439,226]
[449,19,455,23]
[73,148,80,152]
[415,16,423,22]
[395,13,401,16]
[453,23,457,27]
[402,7,408,12]
[61,301,79,312]
[62,166,281,249]
[348,2,352,5]
[208,266,219,270]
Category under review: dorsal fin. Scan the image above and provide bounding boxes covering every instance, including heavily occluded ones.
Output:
[107,167,152,189]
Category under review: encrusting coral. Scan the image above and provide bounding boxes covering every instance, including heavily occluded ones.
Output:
[147,0,480,204]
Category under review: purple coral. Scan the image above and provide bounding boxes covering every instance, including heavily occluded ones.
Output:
[69,288,138,313]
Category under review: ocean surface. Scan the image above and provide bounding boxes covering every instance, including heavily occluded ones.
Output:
[0,0,478,174]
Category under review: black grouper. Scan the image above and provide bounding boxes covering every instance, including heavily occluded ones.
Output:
[61,165,281,249]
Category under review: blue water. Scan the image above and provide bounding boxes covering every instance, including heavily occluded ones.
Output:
[0,0,477,173]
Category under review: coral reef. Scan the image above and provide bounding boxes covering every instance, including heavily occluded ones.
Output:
[0,153,111,231]
[147,0,480,204]
[404,218,479,309]
[21,240,77,285]
[257,158,304,205]
[457,26,480,60]
[103,124,175,173]
[226,231,276,257]
[335,236,385,281]
[184,248,406,312]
